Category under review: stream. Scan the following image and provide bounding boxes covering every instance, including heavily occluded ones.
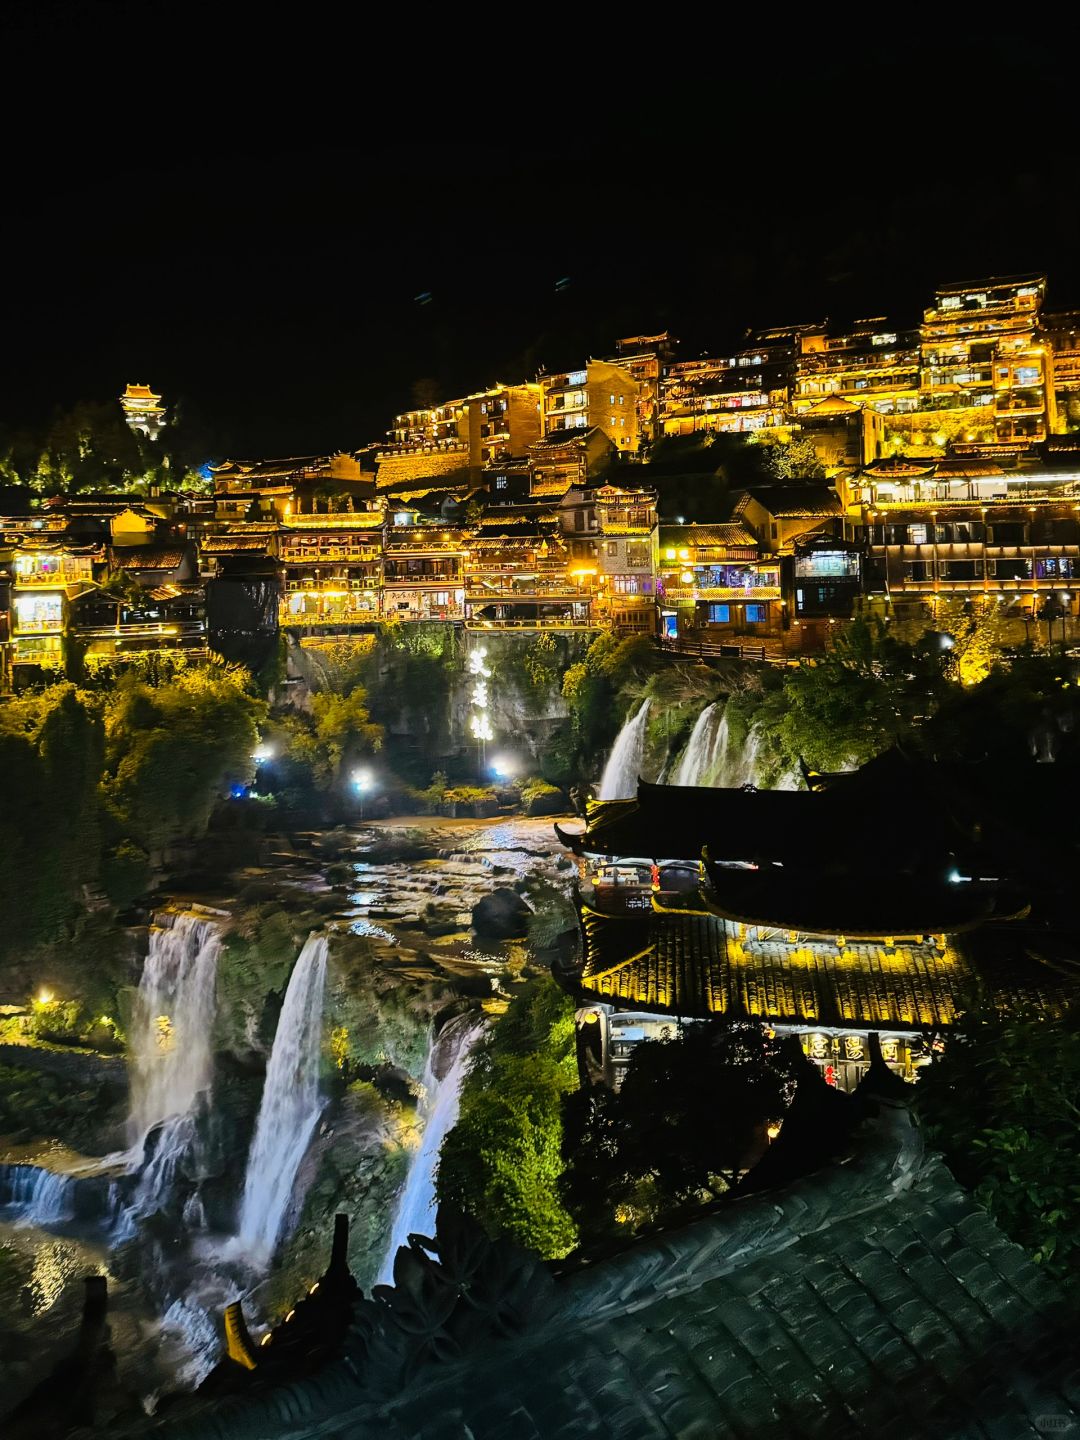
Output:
[0,814,569,1415]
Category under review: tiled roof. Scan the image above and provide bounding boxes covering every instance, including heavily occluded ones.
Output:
[145,1107,1080,1439]
[573,904,1074,1026]
[736,485,843,518]
[111,546,188,571]
[658,522,758,549]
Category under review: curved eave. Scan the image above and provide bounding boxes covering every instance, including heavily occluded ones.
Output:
[697,888,1026,940]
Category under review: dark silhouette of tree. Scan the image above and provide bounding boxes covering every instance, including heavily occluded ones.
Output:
[562,1020,796,1242]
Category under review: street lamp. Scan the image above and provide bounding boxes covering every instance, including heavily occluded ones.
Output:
[352,767,374,821]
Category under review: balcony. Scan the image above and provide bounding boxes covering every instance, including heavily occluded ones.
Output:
[661,586,782,603]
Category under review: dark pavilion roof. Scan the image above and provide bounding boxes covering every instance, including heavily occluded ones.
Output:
[133,1107,1080,1440]
[555,776,971,868]
[570,901,1074,1027]
[698,864,1023,939]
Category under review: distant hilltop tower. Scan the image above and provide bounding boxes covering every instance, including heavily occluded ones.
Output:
[120,382,166,440]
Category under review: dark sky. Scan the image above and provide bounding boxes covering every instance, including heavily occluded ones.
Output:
[4,11,1079,461]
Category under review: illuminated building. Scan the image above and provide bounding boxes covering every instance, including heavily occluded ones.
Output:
[527,427,615,499]
[602,333,679,446]
[278,512,383,631]
[72,542,206,660]
[656,522,778,642]
[211,454,370,520]
[119,382,166,440]
[794,395,885,472]
[555,764,1070,1087]
[585,484,659,634]
[465,510,591,630]
[852,456,1080,630]
[918,274,1055,449]
[381,523,467,621]
[1045,308,1080,430]
[794,320,922,419]
[659,355,786,437]
[384,384,541,477]
[8,540,96,669]
[539,360,640,453]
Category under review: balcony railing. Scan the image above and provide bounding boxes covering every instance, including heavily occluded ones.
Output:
[661,585,782,602]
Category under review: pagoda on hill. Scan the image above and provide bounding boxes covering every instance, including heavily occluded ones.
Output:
[120,382,166,440]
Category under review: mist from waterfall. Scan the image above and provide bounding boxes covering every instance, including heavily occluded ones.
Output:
[377,1018,485,1285]
[598,699,652,800]
[236,933,329,1263]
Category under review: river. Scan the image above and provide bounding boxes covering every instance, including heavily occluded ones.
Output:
[0,813,570,1417]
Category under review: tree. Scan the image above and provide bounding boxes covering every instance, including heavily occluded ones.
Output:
[104,666,265,853]
[778,615,944,771]
[308,688,384,790]
[917,1004,1080,1280]
[760,436,826,480]
[437,975,579,1259]
[562,1021,794,1242]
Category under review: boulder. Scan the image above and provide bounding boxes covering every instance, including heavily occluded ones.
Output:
[471,888,533,940]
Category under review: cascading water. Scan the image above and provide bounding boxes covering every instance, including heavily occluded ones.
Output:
[598,699,652,800]
[0,1164,75,1225]
[121,912,220,1222]
[236,933,328,1263]
[377,1017,485,1285]
[670,702,722,786]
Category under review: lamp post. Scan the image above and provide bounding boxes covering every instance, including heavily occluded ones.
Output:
[352,768,374,821]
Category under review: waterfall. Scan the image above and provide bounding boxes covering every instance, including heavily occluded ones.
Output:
[0,1164,75,1225]
[119,912,220,1222]
[670,702,722,786]
[598,699,651,800]
[236,933,329,1263]
[377,1018,485,1285]
[125,913,219,1215]
[130,913,220,1146]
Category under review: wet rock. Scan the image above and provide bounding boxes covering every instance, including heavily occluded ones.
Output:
[471,888,533,939]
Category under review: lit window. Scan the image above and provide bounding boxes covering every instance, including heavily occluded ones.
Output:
[745,603,766,623]
[609,394,615,405]
[618,396,624,405]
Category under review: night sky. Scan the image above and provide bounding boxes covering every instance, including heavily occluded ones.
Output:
[4,11,1079,461]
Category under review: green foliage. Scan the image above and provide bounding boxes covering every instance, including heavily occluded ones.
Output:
[438,976,579,1258]
[757,435,826,480]
[917,1005,1080,1279]
[562,1021,794,1242]
[519,777,560,804]
[308,688,384,788]
[104,666,266,852]
[560,630,662,775]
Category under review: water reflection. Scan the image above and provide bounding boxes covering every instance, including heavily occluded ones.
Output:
[25,1236,106,1315]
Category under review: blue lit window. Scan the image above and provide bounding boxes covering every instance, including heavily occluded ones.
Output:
[708,604,730,623]
[745,603,766,623]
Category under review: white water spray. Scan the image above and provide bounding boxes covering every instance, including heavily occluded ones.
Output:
[0,1164,75,1225]
[121,913,220,1220]
[670,702,722,786]
[236,933,328,1262]
[598,699,651,800]
[377,1019,485,1285]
